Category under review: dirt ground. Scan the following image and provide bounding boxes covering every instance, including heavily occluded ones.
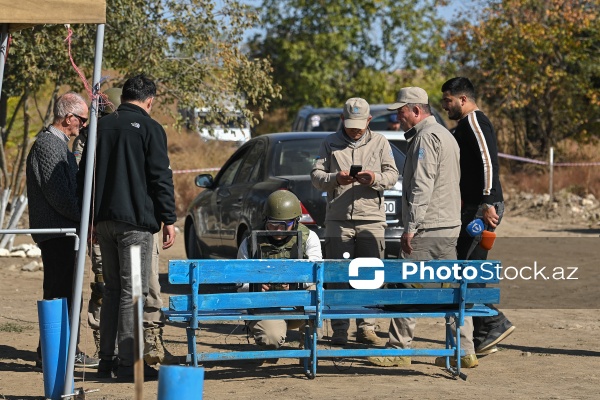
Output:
[1,215,599,400]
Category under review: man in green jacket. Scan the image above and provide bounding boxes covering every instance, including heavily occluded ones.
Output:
[311,97,399,346]
[369,87,477,369]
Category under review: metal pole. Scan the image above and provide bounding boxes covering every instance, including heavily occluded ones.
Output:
[63,23,105,396]
[549,146,554,201]
[0,24,8,101]
[131,246,144,400]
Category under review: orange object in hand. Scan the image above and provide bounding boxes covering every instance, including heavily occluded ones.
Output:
[479,230,496,251]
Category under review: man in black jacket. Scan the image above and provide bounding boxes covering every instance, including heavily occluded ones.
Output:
[441,77,515,356]
[78,74,176,381]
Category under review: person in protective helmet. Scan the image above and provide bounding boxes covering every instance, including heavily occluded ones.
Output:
[237,190,322,352]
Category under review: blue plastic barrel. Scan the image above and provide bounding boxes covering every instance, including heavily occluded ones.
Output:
[37,298,73,400]
[157,365,204,399]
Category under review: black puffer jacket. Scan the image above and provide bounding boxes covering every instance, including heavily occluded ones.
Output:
[78,103,176,233]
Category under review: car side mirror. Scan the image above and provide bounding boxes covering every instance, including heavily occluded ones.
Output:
[195,174,214,188]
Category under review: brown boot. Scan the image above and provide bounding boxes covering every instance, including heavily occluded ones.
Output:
[143,327,180,365]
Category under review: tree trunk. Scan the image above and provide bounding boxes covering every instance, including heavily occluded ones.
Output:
[2,93,25,145]
[12,89,30,197]
[0,193,27,250]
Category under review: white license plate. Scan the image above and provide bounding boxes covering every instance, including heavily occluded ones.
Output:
[384,200,396,215]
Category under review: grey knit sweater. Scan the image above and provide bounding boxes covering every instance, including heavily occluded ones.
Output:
[26,126,80,243]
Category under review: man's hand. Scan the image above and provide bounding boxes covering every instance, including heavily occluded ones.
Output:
[87,225,98,245]
[401,232,414,255]
[482,206,499,229]
[355,170,375,186]
[336,170,356,186]
[162,224,176,249]
[262,283,289,292]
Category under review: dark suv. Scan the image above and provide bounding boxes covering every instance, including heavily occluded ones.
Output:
[291,106,343,132]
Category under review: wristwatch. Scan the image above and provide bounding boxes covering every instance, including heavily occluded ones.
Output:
[482,203,494,211]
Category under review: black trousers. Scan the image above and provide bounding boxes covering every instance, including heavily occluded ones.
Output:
[37,236,80,358]
[458,203,509,344]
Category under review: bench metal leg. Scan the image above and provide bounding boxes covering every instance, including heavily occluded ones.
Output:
[186,326,198,367]
[442,316,467,381]
[300,322,317,379]
[455,317,464,380]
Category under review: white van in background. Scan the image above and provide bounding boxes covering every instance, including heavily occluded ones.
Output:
[187,107,252,145]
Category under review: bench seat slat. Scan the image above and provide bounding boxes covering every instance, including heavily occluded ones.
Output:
[169,290,314,311]
[322,288,499,307]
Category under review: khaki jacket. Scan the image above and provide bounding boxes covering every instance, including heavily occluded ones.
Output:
[402,116,461,233]
[311,128,399,222]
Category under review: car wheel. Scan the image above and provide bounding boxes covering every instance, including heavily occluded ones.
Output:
[185,221,203,259]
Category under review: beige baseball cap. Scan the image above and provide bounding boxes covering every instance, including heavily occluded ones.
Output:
[343,97,370,129]
[387,87,429,110]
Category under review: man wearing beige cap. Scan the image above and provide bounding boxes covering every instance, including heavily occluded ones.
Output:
[311,97,399,346]
[368,87,478,369]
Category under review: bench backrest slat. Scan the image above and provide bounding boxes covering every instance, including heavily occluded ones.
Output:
[169,259,317,285]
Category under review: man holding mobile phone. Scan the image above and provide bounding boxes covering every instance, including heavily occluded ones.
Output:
[311,97,399,346]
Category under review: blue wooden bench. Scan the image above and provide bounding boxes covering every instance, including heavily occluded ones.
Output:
[164,258,500,380]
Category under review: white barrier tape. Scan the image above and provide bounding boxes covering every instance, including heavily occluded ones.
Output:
[498,153,600,167]
[554,161,600,167]
[172,167,220,174]
[498,153,547,165]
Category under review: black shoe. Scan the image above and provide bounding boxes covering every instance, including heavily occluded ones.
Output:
[475,320,516,353]
[116,363,159,382]
[75,352,100,368]
[96,359,118,379]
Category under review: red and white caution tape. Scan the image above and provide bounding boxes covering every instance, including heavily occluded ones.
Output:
[498,153,600,167]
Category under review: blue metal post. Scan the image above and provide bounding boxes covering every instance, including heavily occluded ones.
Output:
[38,298,73,400]
[157,365,204,399]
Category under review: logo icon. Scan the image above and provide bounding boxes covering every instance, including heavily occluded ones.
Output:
[348,257,385,289]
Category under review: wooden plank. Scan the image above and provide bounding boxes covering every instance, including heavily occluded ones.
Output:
[169,290,315,311]
[322,288,500,307]
[169,259,318,285]
[168,259,501,285]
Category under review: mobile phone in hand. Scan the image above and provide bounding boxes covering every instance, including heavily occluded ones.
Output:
[349,165,362,178]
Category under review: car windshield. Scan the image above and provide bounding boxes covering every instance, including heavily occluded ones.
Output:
[272,138,406,177]
[308,113,340,132]
[272,139,322,176]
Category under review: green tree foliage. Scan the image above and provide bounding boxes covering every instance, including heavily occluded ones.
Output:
[2,0,280,139]
[247,0,448,113]
[446,0,600,157]
[0,0,280,194]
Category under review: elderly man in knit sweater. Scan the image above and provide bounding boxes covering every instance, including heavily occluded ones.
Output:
[26,91,98,368]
